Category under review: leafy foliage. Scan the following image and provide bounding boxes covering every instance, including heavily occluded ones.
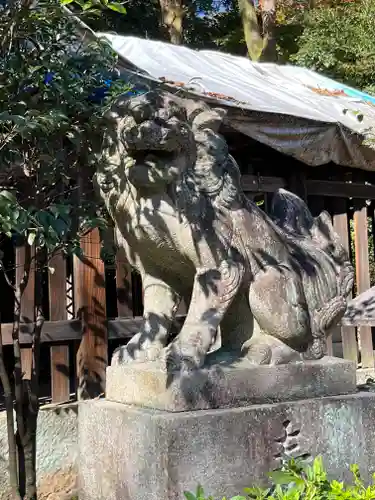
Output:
[292,0,375,93]
[184,457,375,499]
[0,0,130,256]
[0,2,130,498]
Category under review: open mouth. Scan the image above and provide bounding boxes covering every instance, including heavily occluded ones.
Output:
[129,149,177,164]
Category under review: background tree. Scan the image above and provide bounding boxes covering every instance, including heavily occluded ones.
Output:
[292,0,375,93]
[159,0,185,44]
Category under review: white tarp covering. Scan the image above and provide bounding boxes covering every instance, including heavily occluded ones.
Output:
[99,33,375,170]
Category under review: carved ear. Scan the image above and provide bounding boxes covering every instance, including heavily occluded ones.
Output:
[270,188,314,236]
[313,211,340,246]
[191,107,227,132]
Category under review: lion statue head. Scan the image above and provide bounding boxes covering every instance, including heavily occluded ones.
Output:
[96,90,243,222]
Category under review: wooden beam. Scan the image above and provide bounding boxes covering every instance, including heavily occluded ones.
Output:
[241,176,375,199]
[307,179,375,199]
[241,175,286,193]
[0,316,185,345]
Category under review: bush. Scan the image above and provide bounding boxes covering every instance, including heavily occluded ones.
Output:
[185,456,375,499]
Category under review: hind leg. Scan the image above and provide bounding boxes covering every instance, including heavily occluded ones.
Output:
[248,264,313,363]
[218,289,302,365]
[219,292,274,365]
[220,291,255,351]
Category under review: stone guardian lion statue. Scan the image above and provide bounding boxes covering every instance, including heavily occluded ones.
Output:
[95,90,354,371]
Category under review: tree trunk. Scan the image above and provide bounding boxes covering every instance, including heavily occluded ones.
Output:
[0,321,21,500]
[237,0,265,61]
[11,245,44,499]
[260,0,277,61]
[24,249,44,500]
[238,0,278,62]
[159,0,185,45]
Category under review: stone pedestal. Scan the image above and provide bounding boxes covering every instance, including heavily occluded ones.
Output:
[105,356,356,411]
[78,357,374,500]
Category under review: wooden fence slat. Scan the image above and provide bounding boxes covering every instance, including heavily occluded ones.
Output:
[16,245,35,380]
[332,200,358,363]
[353,203,374,368]
[48,251,70,403]
[74,229,107,399]
[115,246,133,318]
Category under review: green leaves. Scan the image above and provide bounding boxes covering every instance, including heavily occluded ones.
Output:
[0,190,17,204]
[292,0,375,93]
[268,471,304,487]
[0,0,130,257]
[185,457,375,500]
[107,2,127,14]
[62,0,127,15]
[184,485,215,500]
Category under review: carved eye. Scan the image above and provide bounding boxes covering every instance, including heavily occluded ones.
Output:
[129,103,153,124]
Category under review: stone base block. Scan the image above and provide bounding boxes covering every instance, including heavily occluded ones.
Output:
[0,403,78,500]
[106,356,356,411]
[78,392,375,500]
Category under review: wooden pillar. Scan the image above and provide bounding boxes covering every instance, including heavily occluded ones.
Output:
[115,244,133,318]
[331,198,358,363]
[287,170,307,201]
[353,201,374,368]
[74,229,107,400]
[49,251,70,403]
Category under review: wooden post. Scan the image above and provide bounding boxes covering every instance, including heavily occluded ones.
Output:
[307,196,333,354]
[48,251,70,403]
[288,170,307,201]
[115,244,133,318]
[332,199,358,362]
[74,229,107,400]
[15,245,35,380]
[353,202,374,368]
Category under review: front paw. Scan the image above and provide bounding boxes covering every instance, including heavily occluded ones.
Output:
[111,340,164,366]
[161,343,203,373]
[111,345,137,365]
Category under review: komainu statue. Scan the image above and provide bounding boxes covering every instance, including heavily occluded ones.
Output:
[96,90,354,371]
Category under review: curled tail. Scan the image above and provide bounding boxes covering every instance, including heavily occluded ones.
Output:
[270,188,354,358]
[270,189,353,285]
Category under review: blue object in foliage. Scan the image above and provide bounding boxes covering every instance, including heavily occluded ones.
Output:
[43,71,55,85]
[24,68,145,103]
[88,78,113,103]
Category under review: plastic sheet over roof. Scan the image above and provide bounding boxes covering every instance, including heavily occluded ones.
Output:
[99,33,375,170]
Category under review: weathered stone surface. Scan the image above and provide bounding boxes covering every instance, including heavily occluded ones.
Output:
[106,355,356,411]
[0,403,78,500]
[96,90,354,373]
[356,367,375,385]
[78,392,375,500]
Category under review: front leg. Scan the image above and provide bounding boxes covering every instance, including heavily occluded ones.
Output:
[112,273,180,365]
[166,260,245,371]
